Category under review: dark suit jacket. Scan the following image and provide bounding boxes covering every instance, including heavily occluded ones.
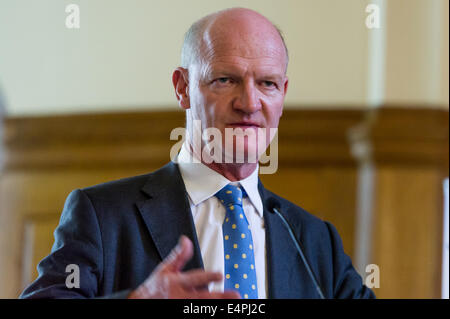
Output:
[20,162,375,299]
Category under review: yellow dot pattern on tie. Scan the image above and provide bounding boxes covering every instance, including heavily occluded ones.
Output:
[215,184,258,299]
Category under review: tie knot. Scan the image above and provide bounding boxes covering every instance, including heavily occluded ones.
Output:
[215,184,247,207]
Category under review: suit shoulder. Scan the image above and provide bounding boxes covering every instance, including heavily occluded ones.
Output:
[77,162,179,205]
[81,172,152,199]
[264,189,322,221]
[263,189,329,233]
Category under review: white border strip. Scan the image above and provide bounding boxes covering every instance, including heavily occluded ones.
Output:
[367,0,387,108]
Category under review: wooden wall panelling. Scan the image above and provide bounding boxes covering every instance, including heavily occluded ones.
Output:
[372,166,445,298]
[0,169,159,298]
[349,107,449,298]
[0,109,363,298]
[0,107,447,298]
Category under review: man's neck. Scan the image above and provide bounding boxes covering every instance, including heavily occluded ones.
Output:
[204,161,258,182]
[187,143,258,181]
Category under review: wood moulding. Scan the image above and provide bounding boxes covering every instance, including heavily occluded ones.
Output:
[1,107,448,171]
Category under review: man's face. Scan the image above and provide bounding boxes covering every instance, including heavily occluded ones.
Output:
[175,14,288,163]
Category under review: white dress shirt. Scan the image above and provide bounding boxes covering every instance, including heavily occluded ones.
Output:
[176,143,267,299]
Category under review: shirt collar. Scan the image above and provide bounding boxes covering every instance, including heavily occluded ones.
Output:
[176,142,263,217]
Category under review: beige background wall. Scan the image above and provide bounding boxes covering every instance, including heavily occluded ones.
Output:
[1,0,447,117]
[384,0,449,106]
[0,0,448,299]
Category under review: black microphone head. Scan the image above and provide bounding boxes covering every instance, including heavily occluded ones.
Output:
[266,197,281,213]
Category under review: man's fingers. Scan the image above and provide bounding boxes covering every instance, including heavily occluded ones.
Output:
[163,235,193,272]
[160,236,242,300]
[179,269,223,289]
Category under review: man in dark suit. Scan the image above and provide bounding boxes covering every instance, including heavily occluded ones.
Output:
[20,8,374,299]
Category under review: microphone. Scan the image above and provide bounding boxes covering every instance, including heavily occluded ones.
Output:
[266,197,326,299]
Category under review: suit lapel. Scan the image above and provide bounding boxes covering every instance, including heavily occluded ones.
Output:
[259,180,313,299]
[136,162,204,271]
[136,163,314,297]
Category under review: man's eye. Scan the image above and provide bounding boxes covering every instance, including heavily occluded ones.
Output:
[263,81,276,87]
[217,77,231,84]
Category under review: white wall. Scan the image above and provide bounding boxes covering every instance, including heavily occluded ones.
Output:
[443,178,449,299]
[0,0,447,116]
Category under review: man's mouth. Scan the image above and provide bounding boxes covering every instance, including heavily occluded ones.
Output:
[227,122,261,129]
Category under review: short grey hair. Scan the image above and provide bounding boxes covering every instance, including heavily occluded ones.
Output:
[180,10,289,71]
[181,14,211,69]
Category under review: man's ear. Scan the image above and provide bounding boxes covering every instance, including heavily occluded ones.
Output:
[280,76,288,117]
[283,76,289,96]
[172,67,190,110]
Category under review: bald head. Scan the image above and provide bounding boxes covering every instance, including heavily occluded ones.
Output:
[181,8,289,72]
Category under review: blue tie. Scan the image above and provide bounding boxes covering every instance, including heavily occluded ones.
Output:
[215,184,258,299]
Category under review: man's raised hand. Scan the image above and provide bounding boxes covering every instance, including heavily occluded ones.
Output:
[128,235,241,299]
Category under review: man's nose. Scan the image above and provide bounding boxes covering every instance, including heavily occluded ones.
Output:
[233,82,262,114]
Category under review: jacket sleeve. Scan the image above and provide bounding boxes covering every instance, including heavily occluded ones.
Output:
[19,189,130,299]
[324,221,376,299]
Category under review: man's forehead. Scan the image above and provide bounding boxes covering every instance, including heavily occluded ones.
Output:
[198,14,286,68]
[199,31,286,70]
[204,55,286,75]
[205,36,283,57]
[181,8,288,71]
